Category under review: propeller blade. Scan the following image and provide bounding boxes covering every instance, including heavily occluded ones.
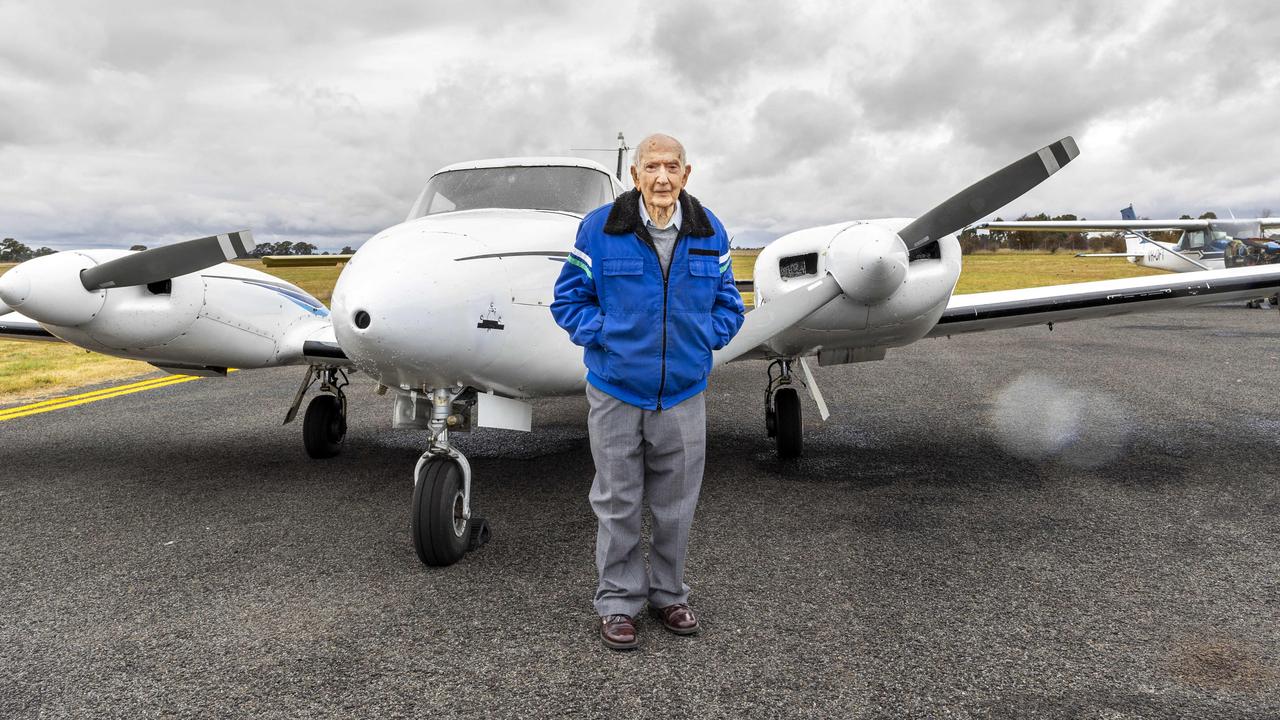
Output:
[896,137,1079,252]
[79,230,255,291]
[713,274,842,365]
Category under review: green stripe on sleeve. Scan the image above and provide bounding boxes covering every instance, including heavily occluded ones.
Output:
[567,254,593,278]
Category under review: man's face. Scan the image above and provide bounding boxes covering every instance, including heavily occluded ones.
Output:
[630,143,691,212]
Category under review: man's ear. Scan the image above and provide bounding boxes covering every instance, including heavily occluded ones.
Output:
[683,165,692,184]
[629,165,640,186]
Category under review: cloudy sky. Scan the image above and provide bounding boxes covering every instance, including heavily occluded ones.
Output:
[2,0,1278,251]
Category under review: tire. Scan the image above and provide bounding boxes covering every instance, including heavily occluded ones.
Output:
[412,457,470,567]
[303,395,346,459]
[774,387,802,459]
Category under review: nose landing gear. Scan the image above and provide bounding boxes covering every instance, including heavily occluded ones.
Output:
[411,388,489,567]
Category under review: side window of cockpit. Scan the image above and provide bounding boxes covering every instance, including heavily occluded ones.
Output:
[1183,230,1206,250]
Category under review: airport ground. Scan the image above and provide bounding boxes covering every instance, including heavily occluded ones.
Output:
[1,303,1277,718]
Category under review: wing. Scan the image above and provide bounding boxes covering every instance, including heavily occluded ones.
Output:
[975,219,1210,232]
[927,265,1280,337]
[976,218,1280,233]
[0,312,59,342]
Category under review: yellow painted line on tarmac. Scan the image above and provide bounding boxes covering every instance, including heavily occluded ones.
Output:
[0,370,238,422]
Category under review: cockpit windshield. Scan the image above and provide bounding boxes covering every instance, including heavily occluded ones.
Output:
[411,166,616,219]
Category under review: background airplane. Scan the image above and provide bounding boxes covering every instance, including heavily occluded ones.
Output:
[7,138,1280,568]
[975,206,1280,272]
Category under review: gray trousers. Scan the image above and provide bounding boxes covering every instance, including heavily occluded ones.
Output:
[586,383,706,617]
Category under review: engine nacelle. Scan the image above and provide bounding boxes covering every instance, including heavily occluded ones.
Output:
[750,219,962,358]
[3,250,332,370]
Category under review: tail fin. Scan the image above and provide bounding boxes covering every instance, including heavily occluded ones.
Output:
[1124,232,1144,259]
[1119,206,1141,261]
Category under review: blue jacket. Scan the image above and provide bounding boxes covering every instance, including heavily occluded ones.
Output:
[551,189,745,410]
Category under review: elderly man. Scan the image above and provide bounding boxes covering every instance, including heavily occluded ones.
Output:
[551,134,745,650]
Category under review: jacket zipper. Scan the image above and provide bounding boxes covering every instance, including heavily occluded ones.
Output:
[642,229,681,411]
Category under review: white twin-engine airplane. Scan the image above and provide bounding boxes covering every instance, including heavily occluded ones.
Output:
[976,208,1280,273]
[7,137,1280,568]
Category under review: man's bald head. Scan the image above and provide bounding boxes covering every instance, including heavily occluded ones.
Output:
[632,133,687,168]
[629,133,691,222]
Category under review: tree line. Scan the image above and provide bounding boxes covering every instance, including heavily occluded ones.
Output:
[957,211,1222,254]
[1,238,55,263]
[247,242,357,257]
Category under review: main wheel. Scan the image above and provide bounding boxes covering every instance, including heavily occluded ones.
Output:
[774,387,802,459]
[412,457,470,567]
[303,395,346,459]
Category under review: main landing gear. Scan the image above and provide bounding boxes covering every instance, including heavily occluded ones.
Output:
[285,366,350,459]
[765,359,803,459]
[410,388,490,567]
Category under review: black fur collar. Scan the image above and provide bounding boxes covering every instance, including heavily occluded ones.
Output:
[602,189,715,238]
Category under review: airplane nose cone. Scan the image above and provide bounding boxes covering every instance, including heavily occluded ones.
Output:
[0,252,107,326]
[0,267,30,307]
[331,229,510,389]
[826,224,909,304]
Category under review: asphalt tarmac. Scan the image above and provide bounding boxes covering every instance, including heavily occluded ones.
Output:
[2,305,1278,719]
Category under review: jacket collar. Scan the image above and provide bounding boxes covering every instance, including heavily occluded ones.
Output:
[602,189,715,238]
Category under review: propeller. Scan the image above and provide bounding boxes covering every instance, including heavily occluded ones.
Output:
[80,230,255,290]
[897,137,1078,252]
[714,137,1079,365]
[713,275,843,364]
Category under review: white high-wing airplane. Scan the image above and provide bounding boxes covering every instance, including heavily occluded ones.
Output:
[975,208,1280,272]
[7,137,1280,568]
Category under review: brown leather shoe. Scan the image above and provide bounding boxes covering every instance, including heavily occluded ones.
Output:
[649,603,700,635]
[600,614,638,650]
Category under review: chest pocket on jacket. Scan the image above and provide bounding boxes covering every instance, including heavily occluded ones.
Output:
[684,258,720,311]
[601,257,646,313]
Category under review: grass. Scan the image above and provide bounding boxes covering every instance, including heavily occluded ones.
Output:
[1,251,1165,403]
[954,251,1164,294]
[231,260,341,305]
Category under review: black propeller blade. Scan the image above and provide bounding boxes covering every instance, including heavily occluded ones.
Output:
[79,231,255,291]
[896,137,1079,252]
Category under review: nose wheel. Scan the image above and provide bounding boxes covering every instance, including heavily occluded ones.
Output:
[412,455,489,566]
[765,359,803,459]
[410,388,489,567]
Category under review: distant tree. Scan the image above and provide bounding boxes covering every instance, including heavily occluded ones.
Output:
[1179,214,1193,220]
[292,242,317,255]
[1,238,32,262]
[32,247,54,258]
[129,244,147,251]
[339,246,356,255]
[1199,211,1218,220]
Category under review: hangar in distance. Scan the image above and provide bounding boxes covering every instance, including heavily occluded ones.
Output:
[5,138,1280,567]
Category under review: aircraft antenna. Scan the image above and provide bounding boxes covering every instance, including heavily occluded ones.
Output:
[571,131,631,181]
